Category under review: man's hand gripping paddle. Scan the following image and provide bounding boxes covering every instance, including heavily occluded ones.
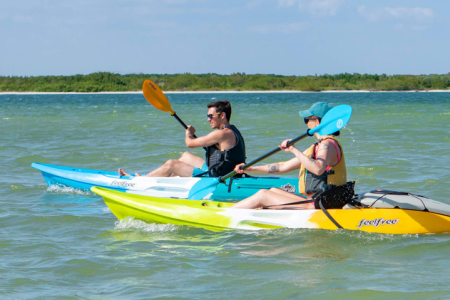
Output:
[142,79,206,150]
[187,104,353,199]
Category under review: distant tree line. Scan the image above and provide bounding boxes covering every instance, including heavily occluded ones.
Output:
[1,72,450,92]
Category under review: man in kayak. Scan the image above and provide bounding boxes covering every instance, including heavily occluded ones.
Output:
[232,102,352,210]
[119,100,246,177]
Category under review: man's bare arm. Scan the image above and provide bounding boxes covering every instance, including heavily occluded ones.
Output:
[185,129,228,148]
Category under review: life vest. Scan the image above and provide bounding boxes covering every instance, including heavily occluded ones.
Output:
[298,135,346,194]
[206,125,246,177]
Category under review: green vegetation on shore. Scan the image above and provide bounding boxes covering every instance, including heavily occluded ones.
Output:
[1,72,450,92]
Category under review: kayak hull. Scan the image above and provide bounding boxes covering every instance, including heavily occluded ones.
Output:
[92,187,450,234]
[32,162,302,200]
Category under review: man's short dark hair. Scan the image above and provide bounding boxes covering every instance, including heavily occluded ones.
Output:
[207,100,232,122]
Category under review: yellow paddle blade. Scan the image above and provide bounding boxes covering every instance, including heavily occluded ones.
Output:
[142,79,175,115]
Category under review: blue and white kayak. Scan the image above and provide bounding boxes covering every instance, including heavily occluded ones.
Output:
[31,162,302,200]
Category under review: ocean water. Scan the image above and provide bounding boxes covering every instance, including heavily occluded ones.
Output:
[1,92,450,299]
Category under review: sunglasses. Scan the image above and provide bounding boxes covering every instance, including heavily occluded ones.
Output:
[304,117,318,124]
[207,112,221,119]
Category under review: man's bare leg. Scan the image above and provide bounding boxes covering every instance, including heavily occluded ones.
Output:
[141,159,194,177]
[178,152,205,169]
[142,152,205,177]
[118,152,205,177]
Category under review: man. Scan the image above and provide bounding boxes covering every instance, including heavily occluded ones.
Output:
[232,102,350,210]
[119,100,246,177]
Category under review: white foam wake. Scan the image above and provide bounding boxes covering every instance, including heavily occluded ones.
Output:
[114,217,180,232]
[46,184,92,196]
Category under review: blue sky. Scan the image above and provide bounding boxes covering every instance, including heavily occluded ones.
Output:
[1,0,449,76]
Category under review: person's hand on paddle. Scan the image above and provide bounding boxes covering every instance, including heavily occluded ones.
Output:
[234,163,246,174]
[185,125,196,137]
[279,139,296,153]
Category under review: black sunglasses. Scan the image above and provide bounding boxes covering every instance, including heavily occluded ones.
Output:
[207,113,220,119]
[304,117,318,124]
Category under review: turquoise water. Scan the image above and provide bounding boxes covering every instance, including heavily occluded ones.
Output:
[1,92,450,299]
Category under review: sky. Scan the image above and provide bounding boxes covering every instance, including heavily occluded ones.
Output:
[1,0,449,76]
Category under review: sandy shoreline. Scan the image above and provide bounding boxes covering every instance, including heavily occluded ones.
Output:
[0,90,449,95]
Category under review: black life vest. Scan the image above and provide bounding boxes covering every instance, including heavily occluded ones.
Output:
[205,125,246,177]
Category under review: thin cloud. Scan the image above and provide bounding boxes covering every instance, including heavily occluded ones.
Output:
[164,0,188,3]
[163,0,210,3]
[385,7,433,22]
[358,5,434,22]
[394,23,404,30]
[248,22,309,34]
[246,0,263,9]
[357,6,385,22]
[411,25,429,30]
[12,15,34,23]
[189,8,237,15]
[278,0,344,16]
[305,0,344,17]
[278,0,296,7]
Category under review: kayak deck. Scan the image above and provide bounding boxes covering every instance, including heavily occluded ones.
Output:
[32,162,303,200]
[92,187,450,234]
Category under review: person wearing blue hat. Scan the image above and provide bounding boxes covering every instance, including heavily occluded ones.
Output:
[299,102,334,119]
[232,102,351,210]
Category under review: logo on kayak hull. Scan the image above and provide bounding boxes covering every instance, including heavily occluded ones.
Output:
[357,218,399,228]
[281,183,296,194]
[110,180,136,188]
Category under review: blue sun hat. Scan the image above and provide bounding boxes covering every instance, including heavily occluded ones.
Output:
[299,102,333,118]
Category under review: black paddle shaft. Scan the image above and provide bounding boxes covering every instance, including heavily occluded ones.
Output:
[219,130,312,182]
[172,113,207,151]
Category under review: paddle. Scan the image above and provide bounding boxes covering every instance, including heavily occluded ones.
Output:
[187,104,353,199]
[219,104,353,182]
[142,80,207,150]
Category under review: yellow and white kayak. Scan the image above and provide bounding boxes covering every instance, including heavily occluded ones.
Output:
[92,186,450,234]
